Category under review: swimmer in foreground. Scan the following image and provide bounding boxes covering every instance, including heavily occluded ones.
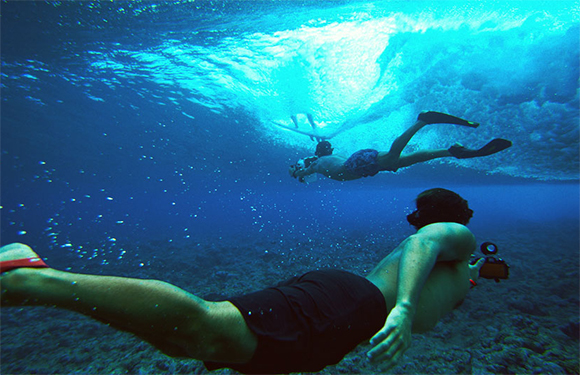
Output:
[289,111,512,182]
[2,188,487,373]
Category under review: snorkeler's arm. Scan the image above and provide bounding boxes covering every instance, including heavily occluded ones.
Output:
[367,223,476,368]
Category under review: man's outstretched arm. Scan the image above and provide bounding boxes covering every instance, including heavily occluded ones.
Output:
[367,223,477,368]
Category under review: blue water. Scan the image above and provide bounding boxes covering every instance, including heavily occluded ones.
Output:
[1,1,579,374]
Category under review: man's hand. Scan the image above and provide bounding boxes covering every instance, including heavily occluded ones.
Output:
[367,303,413,370]
[289,164,298,178]
[289,164,309,182]
[469,257,486,281]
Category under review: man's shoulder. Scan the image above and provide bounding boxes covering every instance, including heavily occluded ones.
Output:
[418,222,475,243]
[416,223,476,258]
[419,222,472,235]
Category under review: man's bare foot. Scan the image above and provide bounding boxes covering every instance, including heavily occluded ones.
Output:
[0,243,40,263]
[1,243,50,305]
[0,243,49,275]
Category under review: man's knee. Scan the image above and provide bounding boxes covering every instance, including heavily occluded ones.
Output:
[186,301,257,363]
[154,299,256,363]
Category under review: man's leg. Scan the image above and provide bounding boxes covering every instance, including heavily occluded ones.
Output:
[306,113,316,130]
[376,119,428,169]
[393,138,513,169]
[1,244,257,363]
[377,111,484,170]
[395,149,451,169]
[386,120,428,158]
[291,115,299,128]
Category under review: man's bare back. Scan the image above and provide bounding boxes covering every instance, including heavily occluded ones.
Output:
[366,223,474,334]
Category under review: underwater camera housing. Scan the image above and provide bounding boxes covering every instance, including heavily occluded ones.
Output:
[472,241,510,282]
[290,157,318,184]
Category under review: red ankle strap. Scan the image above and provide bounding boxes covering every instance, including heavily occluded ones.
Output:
[0,257,49,274]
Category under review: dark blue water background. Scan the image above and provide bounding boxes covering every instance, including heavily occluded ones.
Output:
[1,1,579,374]
[2,0,578,265]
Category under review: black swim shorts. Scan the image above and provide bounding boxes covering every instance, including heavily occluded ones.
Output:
[204,269,387,374]
[344,149,381,177]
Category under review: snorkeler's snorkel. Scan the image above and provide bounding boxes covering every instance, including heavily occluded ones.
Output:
[471,242,510,282]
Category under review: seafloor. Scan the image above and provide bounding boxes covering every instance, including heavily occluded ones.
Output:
[1,219,578,375]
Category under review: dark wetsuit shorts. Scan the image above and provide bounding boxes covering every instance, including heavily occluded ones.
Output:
[344,149,381,177]
[204,269,387,374]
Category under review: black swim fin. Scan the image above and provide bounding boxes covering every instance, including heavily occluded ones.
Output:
[449,138,513,159]
[418,111,480,128]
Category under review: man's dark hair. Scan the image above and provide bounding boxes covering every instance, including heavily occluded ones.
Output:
[406,188,473,229]
[315,141,333,157]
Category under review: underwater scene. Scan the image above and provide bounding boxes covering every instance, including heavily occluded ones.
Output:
[1,0,579,374]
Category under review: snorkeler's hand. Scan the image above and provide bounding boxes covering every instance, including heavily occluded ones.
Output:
[469,257,486,281]
[289,164,299,178]
[288,164,304,178]
[367,303,413,370]
[289,164,308,181]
